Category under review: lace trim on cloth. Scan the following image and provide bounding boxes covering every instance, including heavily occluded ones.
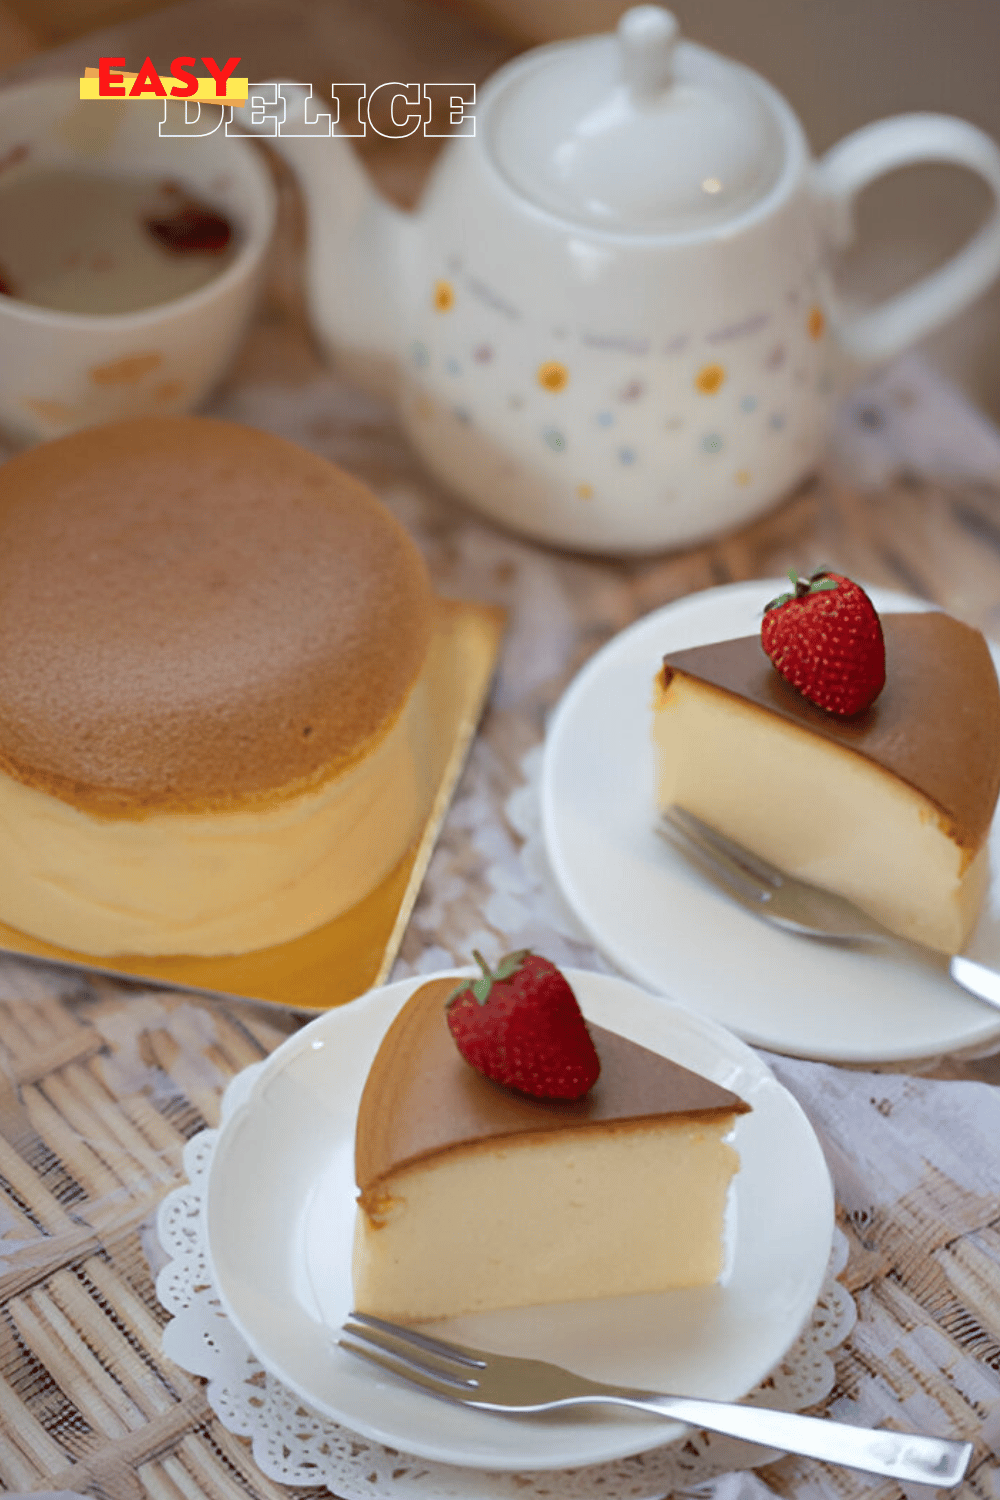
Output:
[154,1123,855,1500]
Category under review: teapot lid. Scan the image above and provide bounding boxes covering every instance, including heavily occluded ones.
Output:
[486,6,798,236]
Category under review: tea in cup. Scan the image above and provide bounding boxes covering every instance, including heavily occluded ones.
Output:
[0,78,276,446]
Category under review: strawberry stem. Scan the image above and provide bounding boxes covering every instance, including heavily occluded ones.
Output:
[446,948,531,1008]
[764,568,840,613]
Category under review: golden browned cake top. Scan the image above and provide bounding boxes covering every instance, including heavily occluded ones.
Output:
[660,612,1000,851]
[0,416,434,814]
[355,977,750,1197]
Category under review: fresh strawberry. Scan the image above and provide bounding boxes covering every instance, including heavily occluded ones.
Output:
[446,950,600,1100]
[761,568,885,716]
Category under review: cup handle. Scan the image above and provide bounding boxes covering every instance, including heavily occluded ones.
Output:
[814,113,1000,364]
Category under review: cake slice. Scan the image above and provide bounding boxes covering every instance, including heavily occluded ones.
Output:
[353,973,750,1323]
[653,611,1000,955]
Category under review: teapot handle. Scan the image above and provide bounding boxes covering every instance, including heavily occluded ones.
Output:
[814,113,1000,364]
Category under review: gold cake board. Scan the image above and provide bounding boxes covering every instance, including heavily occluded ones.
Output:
[0,599,506,1012]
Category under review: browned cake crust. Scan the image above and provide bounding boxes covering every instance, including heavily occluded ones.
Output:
[660,612,1000,852]
[0,417,434,815]
[356,977,750,1201]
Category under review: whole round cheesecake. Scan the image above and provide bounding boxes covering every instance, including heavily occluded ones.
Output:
[0,416,436,956]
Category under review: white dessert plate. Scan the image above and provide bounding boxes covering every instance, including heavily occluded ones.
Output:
[204,968,834,1472]
[541,579,1000,1064]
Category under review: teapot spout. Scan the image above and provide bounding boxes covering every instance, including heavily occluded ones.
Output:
[245,85,406,398]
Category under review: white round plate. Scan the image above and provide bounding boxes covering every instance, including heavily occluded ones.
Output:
[204,968,834,1473]
[541,579,1000,1063]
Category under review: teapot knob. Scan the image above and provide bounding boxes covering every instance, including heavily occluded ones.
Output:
[618,5,680,103]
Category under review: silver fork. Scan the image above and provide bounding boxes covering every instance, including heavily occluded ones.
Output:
[340,1313,972,1485]
[659,805,1000,1011]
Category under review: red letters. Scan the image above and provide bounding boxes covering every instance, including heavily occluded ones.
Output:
[129,57,167,98]
[201,56,241,97]
[98,57,126,96]
[96,55,242,99]
[169,57,198,98]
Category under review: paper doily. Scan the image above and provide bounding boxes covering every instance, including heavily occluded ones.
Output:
[154,1075,856,1500]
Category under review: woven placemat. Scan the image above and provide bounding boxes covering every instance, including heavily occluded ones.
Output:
[0,959,311,1500]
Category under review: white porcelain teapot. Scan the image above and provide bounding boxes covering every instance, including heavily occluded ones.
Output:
[253,6,1000,554]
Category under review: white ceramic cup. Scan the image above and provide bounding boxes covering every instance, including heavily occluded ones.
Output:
[0,78,276,447]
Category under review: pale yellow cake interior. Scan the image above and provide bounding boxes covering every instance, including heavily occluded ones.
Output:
[653,672,987,955]
[352,1116,740,1323]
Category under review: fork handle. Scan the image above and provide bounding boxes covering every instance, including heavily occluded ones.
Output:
[607,1396,972,1485]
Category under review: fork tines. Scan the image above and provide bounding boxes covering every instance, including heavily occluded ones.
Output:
[339,1312,484,1393]
[659,805,783,897]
